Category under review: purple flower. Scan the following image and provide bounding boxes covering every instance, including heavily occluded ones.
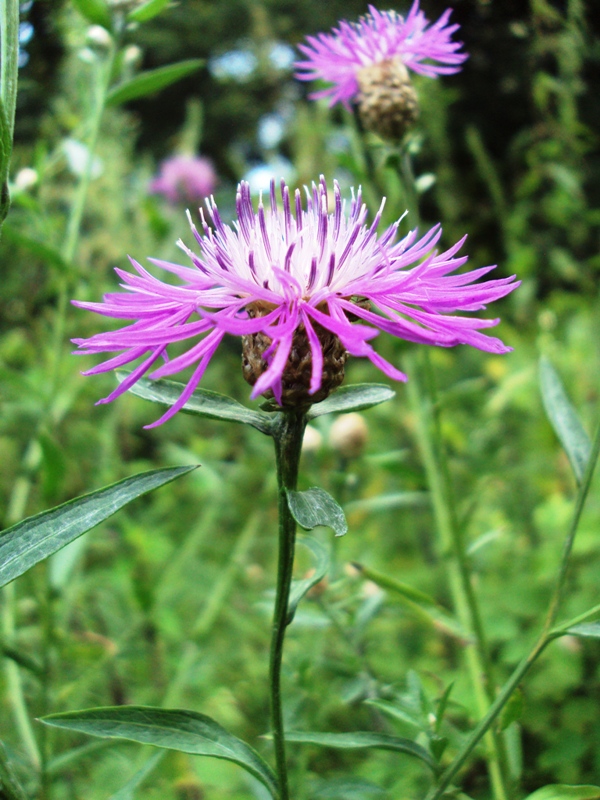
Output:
[73,177,518,427]
[149,155,217,205]
[295,2,467,109]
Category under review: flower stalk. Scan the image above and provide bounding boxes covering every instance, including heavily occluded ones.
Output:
[406,351,509,800]
[270,409,308,800]
[423,403,600,800]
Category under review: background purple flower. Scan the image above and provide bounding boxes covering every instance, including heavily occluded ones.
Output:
[73,177,518,426]
[295,2,468,108]
[150,155,217,205]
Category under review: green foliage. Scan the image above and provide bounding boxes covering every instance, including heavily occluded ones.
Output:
[1,1,599,798]
[41,706,278,797]
[0,466,195,587]
[286,487,348,537]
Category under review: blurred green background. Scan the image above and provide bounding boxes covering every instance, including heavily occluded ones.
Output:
[1,0,600,798]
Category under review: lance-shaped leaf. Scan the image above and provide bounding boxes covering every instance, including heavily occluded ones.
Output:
[0,466,195,588]
[352,563,467,640]
[287,536,330,624]
[72,0,111,29]
[127,0,171,22]
[286,487,347,537]
[0,740,29,800]
[117,373,273,435]
[108,751,166,800]
[540,356,591,485]
[41,706,278,799]
[284,731,438,773]
[522,786,600,800]
[565,622,600,640]
[308,384,395,419]
[107,60,203,107]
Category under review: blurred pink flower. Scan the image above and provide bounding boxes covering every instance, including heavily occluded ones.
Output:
[295,2,467,108]
[150,155,217,205]
[73,177,518,427]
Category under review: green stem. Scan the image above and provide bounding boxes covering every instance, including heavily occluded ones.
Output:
[406,352,509,800]
[0,0,19,226]
[270,410,307,800]
[50,35,117,395]
[426,410,600,800]
[543,419,600,635]
[425,635,552,800]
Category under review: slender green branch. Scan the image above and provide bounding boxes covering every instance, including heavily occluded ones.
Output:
[543,420,600,634]
[270,410,307,800]
[425,635,552,800]
[427,415,600,799]
[0,0,19,142]
[0,0,20,226]
[406,352,509,800]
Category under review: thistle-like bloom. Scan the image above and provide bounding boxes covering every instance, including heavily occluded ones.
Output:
[73,177,518,427]
[295,3,467,139]
[295,2,467,108]
[150,155,217,206]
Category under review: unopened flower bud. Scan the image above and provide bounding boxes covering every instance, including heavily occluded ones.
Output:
[86,25,112,51]
[356,58,419,141]
[302,424,323,454]
[123,44,143,68]
[14,167,38,191]
[328,412,368,458]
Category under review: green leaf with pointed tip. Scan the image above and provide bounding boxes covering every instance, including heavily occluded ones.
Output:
[107,60,203,106]
[41,706,278,798]
[286,487,348,537]
[117,373,273,435]
[522,786,600,800]
[1,224,74,274]
[127,0,170,22]
[0,740,29,800]
[540,356,591,485]
[0,466,195,588]
[108,751,165,800]
[72,0,111,29]
[565,622,600,639]
[284,731,437,773]
[287,536,330,623]
[308,384,395,418]
[352,563,466,640]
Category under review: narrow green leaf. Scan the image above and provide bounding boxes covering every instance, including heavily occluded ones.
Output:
[344,492,429,514]
[1,224,74,274]
[108,751,166,800]
[352,563,437,607]
[127,0,171,22]
[364,700,421,730]
[352,563,467,640]
[117,373,273,435]
[565,622,600,639]
[286,487,348,537]
[287,536,330,623]
[1,643,43,676]
[522,786,600,800]
[308,384,395,419]
[0,466,195,588]
[0,740,29,800]
[41,706,278,798]
[107,60,203,107]
[284,731,437,773]
[540,356,591,485]
[72,0,112,29]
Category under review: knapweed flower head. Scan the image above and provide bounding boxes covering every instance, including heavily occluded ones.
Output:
[295,2,467,139]
[150,155,217,206]
[73,177,518,427]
